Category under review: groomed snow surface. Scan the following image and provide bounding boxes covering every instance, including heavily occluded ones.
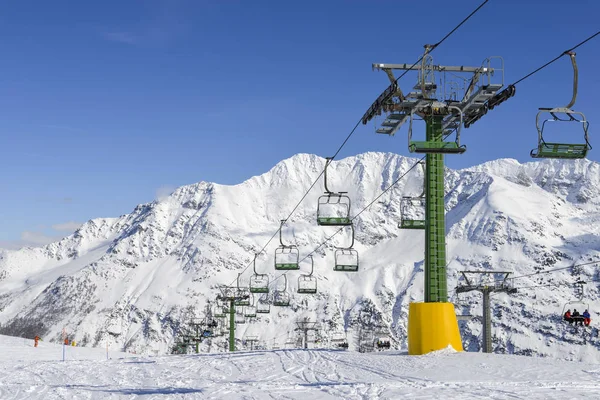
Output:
[2,335,600,399]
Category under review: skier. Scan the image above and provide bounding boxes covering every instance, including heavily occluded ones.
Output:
[583,309,591,326]
[564,309,572,324]
[572,309,583,326]
[34,335,40,347]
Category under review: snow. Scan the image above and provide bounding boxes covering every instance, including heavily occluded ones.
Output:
[1,334,599,399]
[1,152,600,361]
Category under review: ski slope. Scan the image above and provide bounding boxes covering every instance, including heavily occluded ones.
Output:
[1,335,600,399]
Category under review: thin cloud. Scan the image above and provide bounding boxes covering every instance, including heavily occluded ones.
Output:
[156,185,176,202]
[52,221,83,232]
[102,31,140,45]
[99,1,192,47]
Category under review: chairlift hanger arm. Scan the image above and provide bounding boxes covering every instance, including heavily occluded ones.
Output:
[565,51,577,109]
[279,220,285,246]
[323,157,333,194]
[373,63,495,74]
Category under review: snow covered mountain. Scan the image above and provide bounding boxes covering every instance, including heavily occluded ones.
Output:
[1,152,600,361]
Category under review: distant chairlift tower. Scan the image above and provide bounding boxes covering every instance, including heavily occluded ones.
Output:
[454,271,517,353]
[363,45,512,355]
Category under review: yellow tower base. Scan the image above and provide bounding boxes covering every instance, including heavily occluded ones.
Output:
[408,302,463,355]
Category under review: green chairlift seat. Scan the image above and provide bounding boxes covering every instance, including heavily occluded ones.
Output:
[407,105,467,154]
[256,295,271,314]
[244,305,257,318]
[531,109,590,159]
[333,224,359,272]
[531,52,591,160]
[408,141,466,154]
[234,274,251,306]
[399,197,426,229]
[316,158,353,226]
[273,275,291,307]
[274,220,300,270]
[249,253,269,293]
[274,246,300,270]
[298,255,317,294]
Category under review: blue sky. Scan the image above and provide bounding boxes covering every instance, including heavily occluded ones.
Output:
[0,0,598,247]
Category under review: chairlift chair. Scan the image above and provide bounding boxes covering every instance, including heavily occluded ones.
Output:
[274,220,300,270]
[213,300,226,318]
[531,51,591,159]
[399,162,426,229]
[317,157,353,226]
[562,280,591,325]
[234,273,251,306]
[256,294,271,314]
[399,197,426,229]
[331,331,348,349]
[244,305,257,318]
[249,253,269,293]
[235,308,246,324]
[408,105,467,154]
[273,275,291,307]
[298,255,318,294]
[334,224,359,272]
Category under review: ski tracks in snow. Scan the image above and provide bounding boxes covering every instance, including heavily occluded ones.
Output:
[2,347,600,398]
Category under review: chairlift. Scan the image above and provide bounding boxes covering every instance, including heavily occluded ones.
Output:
[562,280,591,326]
[317,157,352,226]
[531,51,591,159]
[249,253,269,293]
[244,305,257,318]
[256,294,271,314]
[234,273,251,306]
[408,105,466,154]
[374,325,391,349]
[213,299,226,318]
[331,331,348,350]
[399,161,426,229]
[334,224,359,272]
[235,307,246,324]
[274,220,300,270]
[298,255,318,294]
[452,292,473,321]
[273,275,291,307]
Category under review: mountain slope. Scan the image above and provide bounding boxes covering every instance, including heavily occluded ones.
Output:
[0,152,599,360]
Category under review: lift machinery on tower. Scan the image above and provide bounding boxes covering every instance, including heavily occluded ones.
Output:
[363,45,511,355]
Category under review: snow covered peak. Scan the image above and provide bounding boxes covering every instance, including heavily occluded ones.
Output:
[1,152,600,360]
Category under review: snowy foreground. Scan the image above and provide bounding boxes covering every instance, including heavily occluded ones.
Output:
[2,335,600,399]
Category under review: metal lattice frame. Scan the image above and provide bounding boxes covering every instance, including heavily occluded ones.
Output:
[363,48,508,302]
[455,271,517,353]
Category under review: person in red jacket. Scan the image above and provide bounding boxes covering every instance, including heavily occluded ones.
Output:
[564,309,572,324]
[34,336,40,347]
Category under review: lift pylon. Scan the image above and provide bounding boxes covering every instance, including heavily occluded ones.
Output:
[364,47,508,355]
[218,278,251,352]
[455,271,517,353]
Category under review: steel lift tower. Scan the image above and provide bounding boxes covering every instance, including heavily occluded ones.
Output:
[455,271,517,353]
[218,274,250,352]
[363,45,513,355]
